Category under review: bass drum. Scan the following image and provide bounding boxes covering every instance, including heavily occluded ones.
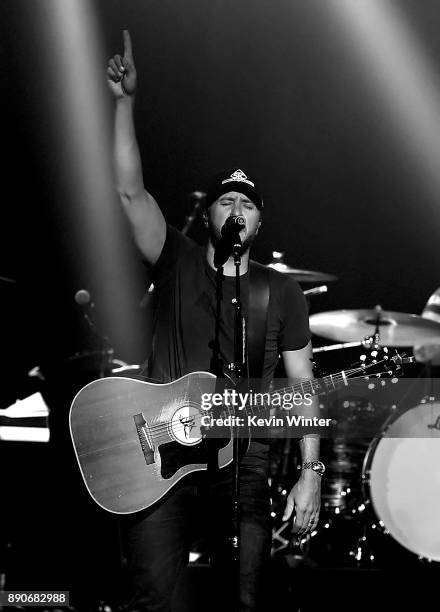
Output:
[362,401,440,561]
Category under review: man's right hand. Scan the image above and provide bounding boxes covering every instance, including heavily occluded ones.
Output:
[107,30,137,99]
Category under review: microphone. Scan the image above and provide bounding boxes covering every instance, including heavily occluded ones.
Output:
[74,289,96,330]
[73,289,114,376]
[221,215,245,241]
[74,289,94,307]
[214,216,246,268]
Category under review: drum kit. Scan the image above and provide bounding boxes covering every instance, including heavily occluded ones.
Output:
[268,253,440,565]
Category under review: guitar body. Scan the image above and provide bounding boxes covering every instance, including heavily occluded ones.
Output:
[69,372,232,514]
[69,348,402,514]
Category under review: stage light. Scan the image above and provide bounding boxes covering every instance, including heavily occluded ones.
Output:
[324,0,440,209]
[29,0,145,359]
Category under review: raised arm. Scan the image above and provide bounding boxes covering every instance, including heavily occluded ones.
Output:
[107,30,166,265]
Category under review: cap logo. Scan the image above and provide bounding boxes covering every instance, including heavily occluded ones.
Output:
[221,169,255,188]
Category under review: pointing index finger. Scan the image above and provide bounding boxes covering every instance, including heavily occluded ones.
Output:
[123,29,133,61]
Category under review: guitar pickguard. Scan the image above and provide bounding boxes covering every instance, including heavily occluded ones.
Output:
[158,439,229,479]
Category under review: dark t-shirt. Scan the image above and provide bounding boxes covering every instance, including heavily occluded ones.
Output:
[147,225,311,466]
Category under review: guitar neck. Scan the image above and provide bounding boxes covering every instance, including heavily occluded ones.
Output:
[218,366,367,421]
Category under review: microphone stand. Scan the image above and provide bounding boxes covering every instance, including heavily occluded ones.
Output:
[230,237,247,611]
[181,191,206,236]
[211,220,247,610]
[81,306,114,378]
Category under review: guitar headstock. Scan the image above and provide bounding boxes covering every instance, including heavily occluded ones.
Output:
[358,339,414,380]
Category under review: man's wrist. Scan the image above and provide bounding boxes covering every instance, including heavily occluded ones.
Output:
[116,94,135,107]
[301,460,325,477]
[300,471,321,485]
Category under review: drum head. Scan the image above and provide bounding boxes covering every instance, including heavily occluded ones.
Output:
[368,402,440,560]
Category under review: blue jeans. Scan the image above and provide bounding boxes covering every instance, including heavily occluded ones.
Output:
[120,465,271,612]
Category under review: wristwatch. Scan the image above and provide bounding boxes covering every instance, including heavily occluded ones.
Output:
[302,460,325,477]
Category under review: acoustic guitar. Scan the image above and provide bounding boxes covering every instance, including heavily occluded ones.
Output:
[70,348,405,513]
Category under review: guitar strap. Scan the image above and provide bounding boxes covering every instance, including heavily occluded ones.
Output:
[248,261,270,391]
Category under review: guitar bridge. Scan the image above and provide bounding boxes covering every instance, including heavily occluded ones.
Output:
[133,413,155,465]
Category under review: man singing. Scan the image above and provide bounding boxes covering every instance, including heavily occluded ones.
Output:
[107,30,322,612]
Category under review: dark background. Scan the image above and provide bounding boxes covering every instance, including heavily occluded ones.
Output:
[2,1,440,609]
[3,0,440,376]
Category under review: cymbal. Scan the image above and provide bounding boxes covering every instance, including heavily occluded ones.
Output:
[267,262,337,283]
[309,308,440,346]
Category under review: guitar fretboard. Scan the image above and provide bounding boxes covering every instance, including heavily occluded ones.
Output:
[218,365,370,421]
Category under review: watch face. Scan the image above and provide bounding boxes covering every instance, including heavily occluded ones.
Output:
[313,461,325,475]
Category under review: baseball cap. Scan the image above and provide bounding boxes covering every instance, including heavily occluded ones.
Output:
[205,168,264,210]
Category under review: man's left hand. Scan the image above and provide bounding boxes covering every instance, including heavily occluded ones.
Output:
[282,471,321,536]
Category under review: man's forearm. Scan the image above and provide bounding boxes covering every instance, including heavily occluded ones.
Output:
[299,434,320,464]
[114,96,144,198]
[283,345,321,472]
[299,395,320,463]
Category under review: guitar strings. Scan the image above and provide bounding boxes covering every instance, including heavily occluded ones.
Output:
[143,365,378,438]
[145,366,372,437]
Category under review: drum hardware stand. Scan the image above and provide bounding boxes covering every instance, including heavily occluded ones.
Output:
[303,285,328,297]
[372,305,383,346]
[329,329,384,567]
[271,513,315,565]
[348,524,375,565]
[312,335,376,355]
[419,358,439,406]
[313,341,362,354]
